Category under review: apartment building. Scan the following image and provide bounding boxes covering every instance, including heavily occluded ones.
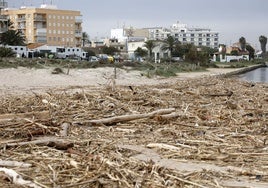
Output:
[170,22,219,49]
[3,4,83,47]
[111,21,219,49]
[0,0,8,34]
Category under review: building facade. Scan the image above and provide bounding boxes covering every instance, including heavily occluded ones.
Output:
[111,21,219,49]
[0,0,8,34]
[3,4,83,47]
[169,22,219,49]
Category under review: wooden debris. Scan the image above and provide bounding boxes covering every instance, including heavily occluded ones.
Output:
[0,76,268,187]
[0,160,32,168]
[0,168,41,188]
[83,108,176,126]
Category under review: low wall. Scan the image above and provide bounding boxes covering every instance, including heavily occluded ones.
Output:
[218,64,267,78]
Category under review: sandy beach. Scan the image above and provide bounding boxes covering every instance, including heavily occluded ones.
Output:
[0,66,243,96]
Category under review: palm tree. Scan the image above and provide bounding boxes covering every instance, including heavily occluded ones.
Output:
[259,35,267,54]
[143,40,156,59]
[81,32,89,47]
[161,36,177,58]
[0,30,25,46]
[239,37,246,51]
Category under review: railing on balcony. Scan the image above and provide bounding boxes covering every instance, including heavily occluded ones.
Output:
[75,16,82,23]
[0,27,8,33]
[0,15,7,19]
[18,25,26,29]
[36,37,47,43]
[17,17,26,22]
[75,30,82,37]
[0,1,8,8]
[35,28,47,37]
[34,16,46,22]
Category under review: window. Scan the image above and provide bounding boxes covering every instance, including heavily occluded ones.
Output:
[58,37,61,41]
[214,38,218,41]
[191,34,194,37]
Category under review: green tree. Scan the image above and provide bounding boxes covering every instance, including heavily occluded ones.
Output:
[239,37,246,51]
[245,44,255,60]
[134,47,147,58]
[143,40,156,59]
[0,30,25,46]
[231,50,239,56]
[173,43,194,59]
[0,47,16,57]
[161,36,178,58]
[184,45,198,63]
[81,32,89,47]
[259,35,267,54]
[102,46,119,55]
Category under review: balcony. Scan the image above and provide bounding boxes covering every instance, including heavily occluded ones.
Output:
[17,18,26,22]
[34,16,46,22]
[35,28,47,37]
[75,30,82,37]
[36,37,47,43]
[0,15,7,21]
[75,16,82,23]
[0,27,8,33]
[0,1,8,9]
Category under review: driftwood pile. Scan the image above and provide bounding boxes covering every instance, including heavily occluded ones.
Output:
[0,77,268,188]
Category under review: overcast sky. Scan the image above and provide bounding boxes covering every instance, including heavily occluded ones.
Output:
[7,0,268,49]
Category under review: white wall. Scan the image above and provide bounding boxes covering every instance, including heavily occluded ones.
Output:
[111,28,127,43]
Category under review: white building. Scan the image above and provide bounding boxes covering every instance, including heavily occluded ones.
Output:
[0,0,8,33]
[170,22,219,49]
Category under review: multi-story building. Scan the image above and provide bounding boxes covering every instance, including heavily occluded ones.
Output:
[111,21,219,49]
[170,22,219,49]
[3,4,83,47]
[0,0,8,34]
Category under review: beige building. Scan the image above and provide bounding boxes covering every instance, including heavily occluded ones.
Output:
[3,4,83,47]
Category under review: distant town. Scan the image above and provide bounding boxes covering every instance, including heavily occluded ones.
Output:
[0,1,267,63]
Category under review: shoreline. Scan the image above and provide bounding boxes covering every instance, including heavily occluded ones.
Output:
[0,65,265,96]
